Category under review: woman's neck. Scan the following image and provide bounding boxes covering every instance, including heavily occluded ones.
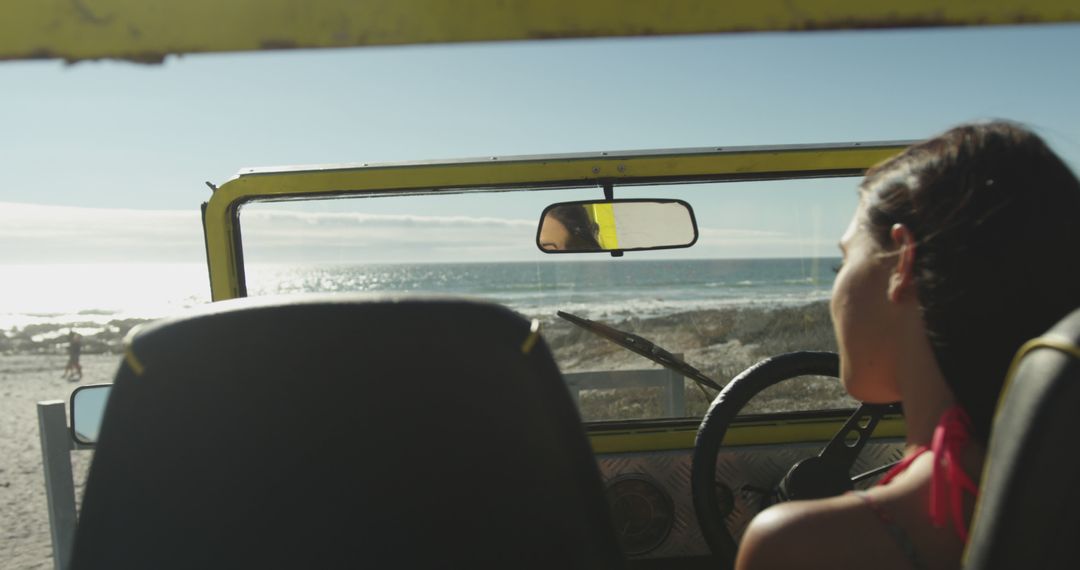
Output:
[892,322,955,449]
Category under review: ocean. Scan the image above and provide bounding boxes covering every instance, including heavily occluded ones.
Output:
[1,258,839,350]
[247,257,840,323]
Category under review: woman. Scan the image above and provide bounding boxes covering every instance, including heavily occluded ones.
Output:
[538,204,602,251]
[737,122,1080,570]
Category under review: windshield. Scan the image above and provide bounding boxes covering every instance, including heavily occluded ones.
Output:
[239,178,859,421]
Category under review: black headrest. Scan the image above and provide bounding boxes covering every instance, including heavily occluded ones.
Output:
[965,307,1080,569]
[71,295,623,569]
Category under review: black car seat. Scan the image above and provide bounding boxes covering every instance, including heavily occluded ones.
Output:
[964,307,1080,569]
[70,296,624,569]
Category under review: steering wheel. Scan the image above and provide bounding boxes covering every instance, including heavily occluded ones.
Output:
[690,351,896,567]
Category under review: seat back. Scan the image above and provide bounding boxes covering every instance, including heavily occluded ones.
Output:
[965,308,1080,569]
[71,295,623,569]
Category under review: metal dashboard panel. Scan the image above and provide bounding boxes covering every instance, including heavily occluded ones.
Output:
[595,440,905,559]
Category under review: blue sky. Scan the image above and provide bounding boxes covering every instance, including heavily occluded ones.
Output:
[1,23,1079,263]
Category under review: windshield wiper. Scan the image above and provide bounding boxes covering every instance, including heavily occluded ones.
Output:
[557,311,724,399]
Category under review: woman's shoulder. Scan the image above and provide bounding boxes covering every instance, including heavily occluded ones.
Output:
[736,490,921,570]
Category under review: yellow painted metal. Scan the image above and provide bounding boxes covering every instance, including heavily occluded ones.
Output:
[204,143,908,300]
[122,346,145,377]
[589,416,907,454]
[4,0,1079,63]
[588,203,619,250]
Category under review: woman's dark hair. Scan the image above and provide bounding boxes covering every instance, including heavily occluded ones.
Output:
[861,121,1080,442]
[548,204,601,250]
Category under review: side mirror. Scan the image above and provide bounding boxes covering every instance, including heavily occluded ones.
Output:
[536,199,698,253]
[70,384,113,445]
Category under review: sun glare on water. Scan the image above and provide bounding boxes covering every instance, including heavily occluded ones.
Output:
[0,263,210,332]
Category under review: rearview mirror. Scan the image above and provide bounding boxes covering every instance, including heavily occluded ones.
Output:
[536,199,698,253]
[70,384,113,445]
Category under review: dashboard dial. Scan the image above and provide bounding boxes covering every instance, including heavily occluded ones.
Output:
[604,474,674,555]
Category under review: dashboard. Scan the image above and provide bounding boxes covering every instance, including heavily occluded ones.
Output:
[590,418,905,561]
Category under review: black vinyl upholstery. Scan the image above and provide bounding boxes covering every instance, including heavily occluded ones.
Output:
[965,308,1080,570]
[70,295,624,569]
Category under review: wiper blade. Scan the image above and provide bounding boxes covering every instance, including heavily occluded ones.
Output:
[557,310,724,393]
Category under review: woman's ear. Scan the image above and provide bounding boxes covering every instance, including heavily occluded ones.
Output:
[888,224,917,303]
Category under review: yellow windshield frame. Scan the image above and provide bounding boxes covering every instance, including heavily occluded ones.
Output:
[203,141,910,301]
[4,1,1078,63]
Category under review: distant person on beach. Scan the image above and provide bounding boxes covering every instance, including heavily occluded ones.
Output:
[539,204,601,251]
[62,331,82,381]
[737,121,1080,570]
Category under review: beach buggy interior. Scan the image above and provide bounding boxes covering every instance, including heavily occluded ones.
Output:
[50,142,1080,570]
[57,144,901,565]
[21,4,1080,570]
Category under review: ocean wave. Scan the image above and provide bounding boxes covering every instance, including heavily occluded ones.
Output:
[515,290,832,324]
[4,258,840,351]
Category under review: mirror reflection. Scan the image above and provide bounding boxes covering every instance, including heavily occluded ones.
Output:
[71,384,112,444]
[537,199,697,253]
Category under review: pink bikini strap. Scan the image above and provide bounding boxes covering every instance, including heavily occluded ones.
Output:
[879,445,929,486]
[929,406,979,542]
[874,405,979,543]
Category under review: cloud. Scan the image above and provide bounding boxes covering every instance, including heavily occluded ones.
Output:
[240,210,541,262]
[241,208,534,229]
[0,202,204,263]
[698,227,788,240]
[0,201,836,265]
[692,227,834,258]
[0,202,544,264]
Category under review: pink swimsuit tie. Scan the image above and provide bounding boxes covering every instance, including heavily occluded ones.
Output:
[874,405,979,543]
[879,445,928,486]
[928,406,979,542]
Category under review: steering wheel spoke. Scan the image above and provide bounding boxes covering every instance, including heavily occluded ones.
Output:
[819,402,894,467]
[690,352,900,568]
[775,402,896,501]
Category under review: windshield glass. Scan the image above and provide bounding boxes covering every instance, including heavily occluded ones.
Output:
[239,177,859,421]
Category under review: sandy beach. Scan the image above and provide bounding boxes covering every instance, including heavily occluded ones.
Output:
[0,300,846,568]
[1,354,115,569]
